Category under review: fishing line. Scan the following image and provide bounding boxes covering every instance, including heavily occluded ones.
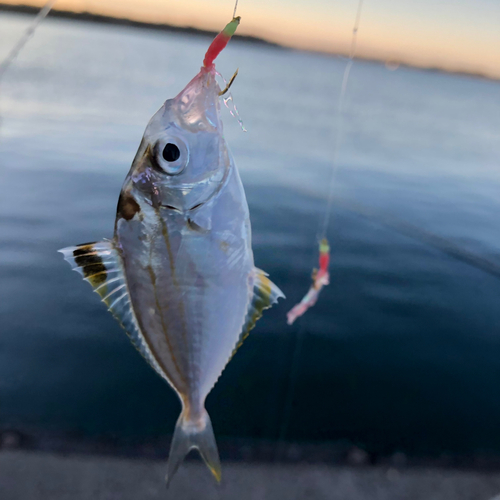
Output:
[0,0,56,137]
[293,180,500,282]
[332,196,500,282]
[274,319,307,461]
[233,0,240,19]
[319,0,364,240]
[272,207,314,462]
[275,0,365,459]
[0,0,57,81]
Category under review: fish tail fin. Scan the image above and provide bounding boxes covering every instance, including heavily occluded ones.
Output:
[166,407,221,487]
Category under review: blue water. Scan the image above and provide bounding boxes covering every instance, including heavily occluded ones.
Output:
[1,12,500,458]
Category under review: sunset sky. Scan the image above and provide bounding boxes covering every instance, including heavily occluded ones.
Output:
[3,0,500,79]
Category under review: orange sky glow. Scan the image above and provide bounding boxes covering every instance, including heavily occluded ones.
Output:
[3,0,500,79]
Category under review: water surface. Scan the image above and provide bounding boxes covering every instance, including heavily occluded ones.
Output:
[1,12,500,458]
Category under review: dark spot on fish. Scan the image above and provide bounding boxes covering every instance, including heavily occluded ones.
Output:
[73,245,107,285]
[187,218,209,234]
[117,192,141,221]
[162,204,182,212]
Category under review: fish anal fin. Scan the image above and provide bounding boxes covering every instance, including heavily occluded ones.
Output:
[59,240,167,382]
[232,268,284,356]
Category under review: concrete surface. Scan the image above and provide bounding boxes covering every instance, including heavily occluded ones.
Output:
[2,450,500,499]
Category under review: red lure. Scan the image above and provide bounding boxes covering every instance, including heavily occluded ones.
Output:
[287,239,331,325]
[203,16,241,70]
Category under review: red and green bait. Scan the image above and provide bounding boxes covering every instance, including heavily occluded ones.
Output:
[203,16,241,70]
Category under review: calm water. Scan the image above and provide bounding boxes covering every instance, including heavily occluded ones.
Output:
[1,12,500,458]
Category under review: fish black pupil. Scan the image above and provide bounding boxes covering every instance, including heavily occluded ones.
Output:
[162,143,180,162]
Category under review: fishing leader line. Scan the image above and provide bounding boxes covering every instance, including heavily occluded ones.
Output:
[285,0,364,325]
[275,0,366,460]
[320,0,364,240]
[0,0,56,137]
[0,0,57,82]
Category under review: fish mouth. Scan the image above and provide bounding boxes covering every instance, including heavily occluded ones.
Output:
[175,70,221,132]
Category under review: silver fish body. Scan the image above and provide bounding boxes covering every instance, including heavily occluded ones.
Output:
[60,67,283,483]
[117,148,254,408]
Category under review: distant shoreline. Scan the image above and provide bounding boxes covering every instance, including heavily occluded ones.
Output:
[0,3,281,48]
[0,6,497,87]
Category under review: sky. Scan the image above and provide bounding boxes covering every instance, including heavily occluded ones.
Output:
[3,0,500,79]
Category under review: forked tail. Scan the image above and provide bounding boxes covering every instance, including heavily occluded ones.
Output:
[166,408,221,486]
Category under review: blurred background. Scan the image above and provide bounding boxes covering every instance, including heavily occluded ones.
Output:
[0,0,500,498]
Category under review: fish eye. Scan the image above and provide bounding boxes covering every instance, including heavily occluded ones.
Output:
[153,137,188,176]
[163,143,180,162]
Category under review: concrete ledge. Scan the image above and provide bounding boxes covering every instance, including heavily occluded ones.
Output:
[2,451,500,499]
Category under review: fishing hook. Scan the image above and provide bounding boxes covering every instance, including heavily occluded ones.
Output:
[219,68,239,96]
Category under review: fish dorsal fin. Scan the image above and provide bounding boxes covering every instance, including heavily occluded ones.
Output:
[232,268,285,355]
[59,240,167,382]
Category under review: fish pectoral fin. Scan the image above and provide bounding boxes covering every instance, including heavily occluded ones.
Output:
[59,240,123,302]
[232,268,285,356]
[58,240,167,382]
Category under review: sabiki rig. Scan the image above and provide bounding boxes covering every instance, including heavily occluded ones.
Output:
[286,238,330,325]
[60,16,283,485]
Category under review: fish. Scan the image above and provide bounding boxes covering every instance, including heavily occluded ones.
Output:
[59,17,284,484]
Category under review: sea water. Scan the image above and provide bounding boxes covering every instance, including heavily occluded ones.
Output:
[1,12,500,458]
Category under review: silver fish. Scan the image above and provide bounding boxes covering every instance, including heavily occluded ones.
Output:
[60,21,283,484]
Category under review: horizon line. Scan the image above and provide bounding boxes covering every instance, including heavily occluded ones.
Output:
[1,3,499,83]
